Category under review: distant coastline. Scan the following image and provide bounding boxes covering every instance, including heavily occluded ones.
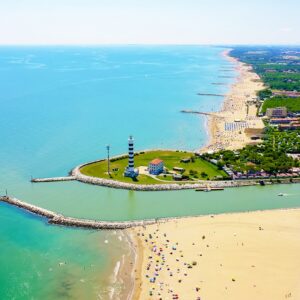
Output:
[201,49,265,153]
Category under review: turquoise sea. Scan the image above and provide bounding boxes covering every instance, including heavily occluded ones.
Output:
[1,46,300,299]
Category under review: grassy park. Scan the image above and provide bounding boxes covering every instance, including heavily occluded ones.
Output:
[80,150,228,185]
[261,96,300,113]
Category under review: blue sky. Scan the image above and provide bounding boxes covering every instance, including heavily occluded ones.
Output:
[0,0,299,45]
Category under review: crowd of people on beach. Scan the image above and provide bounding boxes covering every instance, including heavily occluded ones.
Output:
[136,226,203,300]
[202,61,265,153]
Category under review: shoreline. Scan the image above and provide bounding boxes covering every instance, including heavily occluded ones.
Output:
[131,207,300,299]
[127,49,297,300]
[200,49,265,153]
[3,193,300,300]
[127,230,144,300]
[114,231,138,300]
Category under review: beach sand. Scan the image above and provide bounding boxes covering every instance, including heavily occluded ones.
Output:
[130,208,300,299]
[201,50,265,153]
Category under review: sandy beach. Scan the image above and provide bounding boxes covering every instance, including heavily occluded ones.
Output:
[128,50,300,300]
[130,208,300,300]
[201,50,265,153]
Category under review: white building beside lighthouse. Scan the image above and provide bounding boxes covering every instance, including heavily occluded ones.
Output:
[124,135,139,178]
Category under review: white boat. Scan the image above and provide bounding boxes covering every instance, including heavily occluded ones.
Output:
[277,193,284,196]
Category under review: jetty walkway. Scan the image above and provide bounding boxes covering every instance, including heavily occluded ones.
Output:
[0,196,156,229]
[181,110,224,119]
[197,93,225,97]
[31,176,76,183]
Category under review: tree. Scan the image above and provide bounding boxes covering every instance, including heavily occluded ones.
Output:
[217,161,225,170]
[201,171,208,178]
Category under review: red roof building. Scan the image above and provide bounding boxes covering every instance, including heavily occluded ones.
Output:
[149,159,164,175]
[150,158,163,165]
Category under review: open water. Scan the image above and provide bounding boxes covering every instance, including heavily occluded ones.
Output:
[1,46,299,299]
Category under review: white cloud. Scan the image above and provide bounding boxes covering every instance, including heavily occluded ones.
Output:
[280,27,293,33]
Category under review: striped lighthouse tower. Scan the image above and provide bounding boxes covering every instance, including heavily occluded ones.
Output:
[124,135,139,178]
[127,135,135,172]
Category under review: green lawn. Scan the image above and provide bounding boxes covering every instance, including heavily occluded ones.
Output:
[261,96,300,113]
[80,150,228,185]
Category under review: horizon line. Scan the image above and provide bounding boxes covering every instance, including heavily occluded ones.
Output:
[0,43,300,47]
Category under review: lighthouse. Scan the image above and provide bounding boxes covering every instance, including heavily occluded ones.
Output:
[128,136,134,172]
[124,135,139,178]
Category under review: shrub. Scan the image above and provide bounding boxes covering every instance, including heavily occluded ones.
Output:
[189,169,198,176]
[201,171,208,178]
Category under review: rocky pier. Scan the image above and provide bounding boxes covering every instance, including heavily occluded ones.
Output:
[0,196,156,229]
[31,176,76,183]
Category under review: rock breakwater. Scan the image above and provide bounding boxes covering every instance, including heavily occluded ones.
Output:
[0,196,156,229]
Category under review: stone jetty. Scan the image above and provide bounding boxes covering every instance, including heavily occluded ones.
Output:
[197,93,225,97]
[31,176,76,183]
[0,196,156,229]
